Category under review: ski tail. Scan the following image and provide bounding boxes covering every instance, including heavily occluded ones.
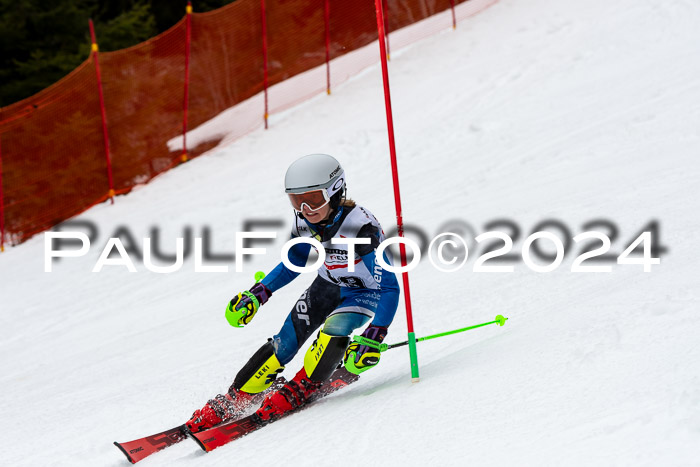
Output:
[113,442,136,464]
[114,425,188,463]
[112,369,358,461]
[113,376,289,463]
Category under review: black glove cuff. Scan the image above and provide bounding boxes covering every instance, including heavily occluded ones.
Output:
[249,282,272,305]
[362,325,388,343]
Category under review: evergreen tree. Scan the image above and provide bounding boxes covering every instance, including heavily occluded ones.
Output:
[0,0,94,106]
[0,0,236,107]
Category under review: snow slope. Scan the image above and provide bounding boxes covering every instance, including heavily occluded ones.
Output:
[1,0,699,465]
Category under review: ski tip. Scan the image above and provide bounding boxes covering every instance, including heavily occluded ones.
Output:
[113,441,136,464]
[495,315,508,326]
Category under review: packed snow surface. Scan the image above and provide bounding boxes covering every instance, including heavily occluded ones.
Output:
[1,0,699,465]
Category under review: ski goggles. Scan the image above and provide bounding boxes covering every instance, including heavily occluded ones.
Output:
[288,189,330,212]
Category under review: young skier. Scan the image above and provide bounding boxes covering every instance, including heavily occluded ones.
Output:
[186,153,401,431]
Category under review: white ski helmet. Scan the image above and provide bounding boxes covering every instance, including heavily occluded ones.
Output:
[285,154,345,212]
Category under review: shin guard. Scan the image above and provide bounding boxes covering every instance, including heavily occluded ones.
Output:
[303,330,350,382]
[232,340,285,394]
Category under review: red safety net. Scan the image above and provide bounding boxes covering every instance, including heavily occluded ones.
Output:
[0,61,109,248]
[100,20,189,194]
[0,0,496,249]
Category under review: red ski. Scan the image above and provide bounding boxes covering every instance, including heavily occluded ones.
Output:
[189,367,359,452]
[114,425,188,464]
[114,377,287,463]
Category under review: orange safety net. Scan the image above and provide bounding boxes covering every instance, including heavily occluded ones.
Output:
[0,61,109,247]
[0,0,495,248]
[188,0,264,139]
[100,20,188,194]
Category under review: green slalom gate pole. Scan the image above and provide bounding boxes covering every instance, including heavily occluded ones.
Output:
[353,315,509,353]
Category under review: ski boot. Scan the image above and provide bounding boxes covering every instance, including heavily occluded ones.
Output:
[186,389,256,433]
[255,367,322,422]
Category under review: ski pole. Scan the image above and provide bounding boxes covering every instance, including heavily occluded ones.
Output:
[353,315,508,352]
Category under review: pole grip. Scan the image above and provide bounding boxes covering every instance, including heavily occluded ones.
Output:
[352,335,387,351]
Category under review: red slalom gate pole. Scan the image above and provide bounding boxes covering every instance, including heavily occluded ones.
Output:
[324,0,331,95]
[0,134,4,252]
[182,1,192,163]
[383,0,391,60]
[261,0,269,129]
[373,0,419,382]
[89,19,115,204]
[450,0,457,29]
